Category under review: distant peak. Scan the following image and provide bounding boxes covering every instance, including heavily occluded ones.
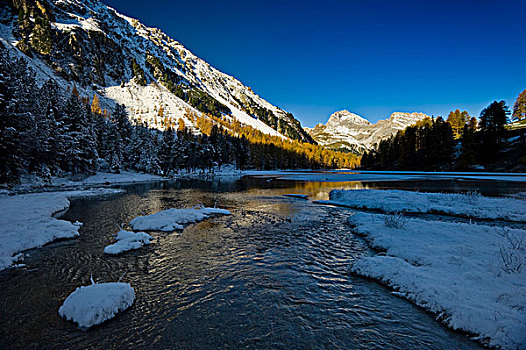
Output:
[327,110,371,126]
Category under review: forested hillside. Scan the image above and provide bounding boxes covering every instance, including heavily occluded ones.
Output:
[0,46,358,184]
[361,92,526,172]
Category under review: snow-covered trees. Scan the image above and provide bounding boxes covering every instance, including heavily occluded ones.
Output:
[0,47,358,183]
[0,47,34,182]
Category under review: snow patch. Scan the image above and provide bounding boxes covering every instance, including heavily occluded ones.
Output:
[58,282,135,329]
[104,230,153,255]
[130,206,231,232]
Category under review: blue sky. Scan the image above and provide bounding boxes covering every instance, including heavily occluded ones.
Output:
[104,0,526,127]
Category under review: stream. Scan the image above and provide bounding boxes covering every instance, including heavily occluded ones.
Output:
[2,175,524,349]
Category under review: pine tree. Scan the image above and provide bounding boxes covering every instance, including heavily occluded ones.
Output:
[159,127,177,175]
[107,123,123,173]
[37,79,66,174]
[0,50,35,182]
[457,123,478,170]
[60,94,98,174]
[479,101,509,165]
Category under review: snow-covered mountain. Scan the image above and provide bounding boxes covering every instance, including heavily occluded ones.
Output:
[0,0,313,142]
[306,110,429,153]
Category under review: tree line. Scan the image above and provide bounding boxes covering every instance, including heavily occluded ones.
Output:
[0,46,358,184]
[361,91,526,171]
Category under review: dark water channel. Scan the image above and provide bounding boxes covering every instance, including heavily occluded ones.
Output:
[2,176,524,349]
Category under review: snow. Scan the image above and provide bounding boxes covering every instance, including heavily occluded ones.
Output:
[11,171,166,194]
[103,83,198,133]
[53,16,102,33]
[58,282,135,329]
[130,206,231,232]
[308,111,428,152]
[53,171,166,188]
[508,191,526,200]
[347,211,526,350]
[324,189,526,221]
[0,188,123,270]
[104,230,153,255]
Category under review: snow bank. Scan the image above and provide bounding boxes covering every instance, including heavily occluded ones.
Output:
[51,171,165,189]
[130,206,231,232]
[12,171,165,194]
[508,191,526,200]
[348,212,526,349]
[104,230,153,255]
[325,189,526,222]
[59,282,135,329]
[0,188,123,270]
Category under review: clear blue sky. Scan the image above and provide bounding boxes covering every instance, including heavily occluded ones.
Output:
[103,0,526,127]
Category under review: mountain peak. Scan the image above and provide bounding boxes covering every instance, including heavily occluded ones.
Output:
[2,0,313,143]
[327,110,371,127]
[307,110,430,154]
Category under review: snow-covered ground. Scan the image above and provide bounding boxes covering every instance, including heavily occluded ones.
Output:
[347,212,526,350]
[0,188,123,270]
[8,171,166,194]
[59,281,135,329]
[508,191,526,200]
[324,189,526,222]
[130,206,231,232]
[104,230,153,255]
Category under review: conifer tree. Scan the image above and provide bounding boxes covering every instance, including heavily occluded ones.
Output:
[479,101,509,165]
[60,94,98,174]
[107,123,123,173]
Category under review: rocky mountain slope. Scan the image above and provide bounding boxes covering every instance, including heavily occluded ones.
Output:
[0,0,313,142]
[306,110,429,153]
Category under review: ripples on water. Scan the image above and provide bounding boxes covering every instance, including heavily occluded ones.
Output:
[0,177,505,349]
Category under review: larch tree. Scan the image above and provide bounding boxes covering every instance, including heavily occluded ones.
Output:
[91,94,102,115]
[512,88,526,121]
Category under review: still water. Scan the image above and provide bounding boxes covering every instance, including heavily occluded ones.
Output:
[1,175,524,349]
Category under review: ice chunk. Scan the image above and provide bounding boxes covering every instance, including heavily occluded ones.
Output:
[58,282,135,329]
[130,206,231,232]
[104,230,153,255]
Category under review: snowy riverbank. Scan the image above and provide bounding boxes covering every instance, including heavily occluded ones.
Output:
[344,202,526,349]
[324,189,526,222]
[0,188,123,270]
[4,171,167,194]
